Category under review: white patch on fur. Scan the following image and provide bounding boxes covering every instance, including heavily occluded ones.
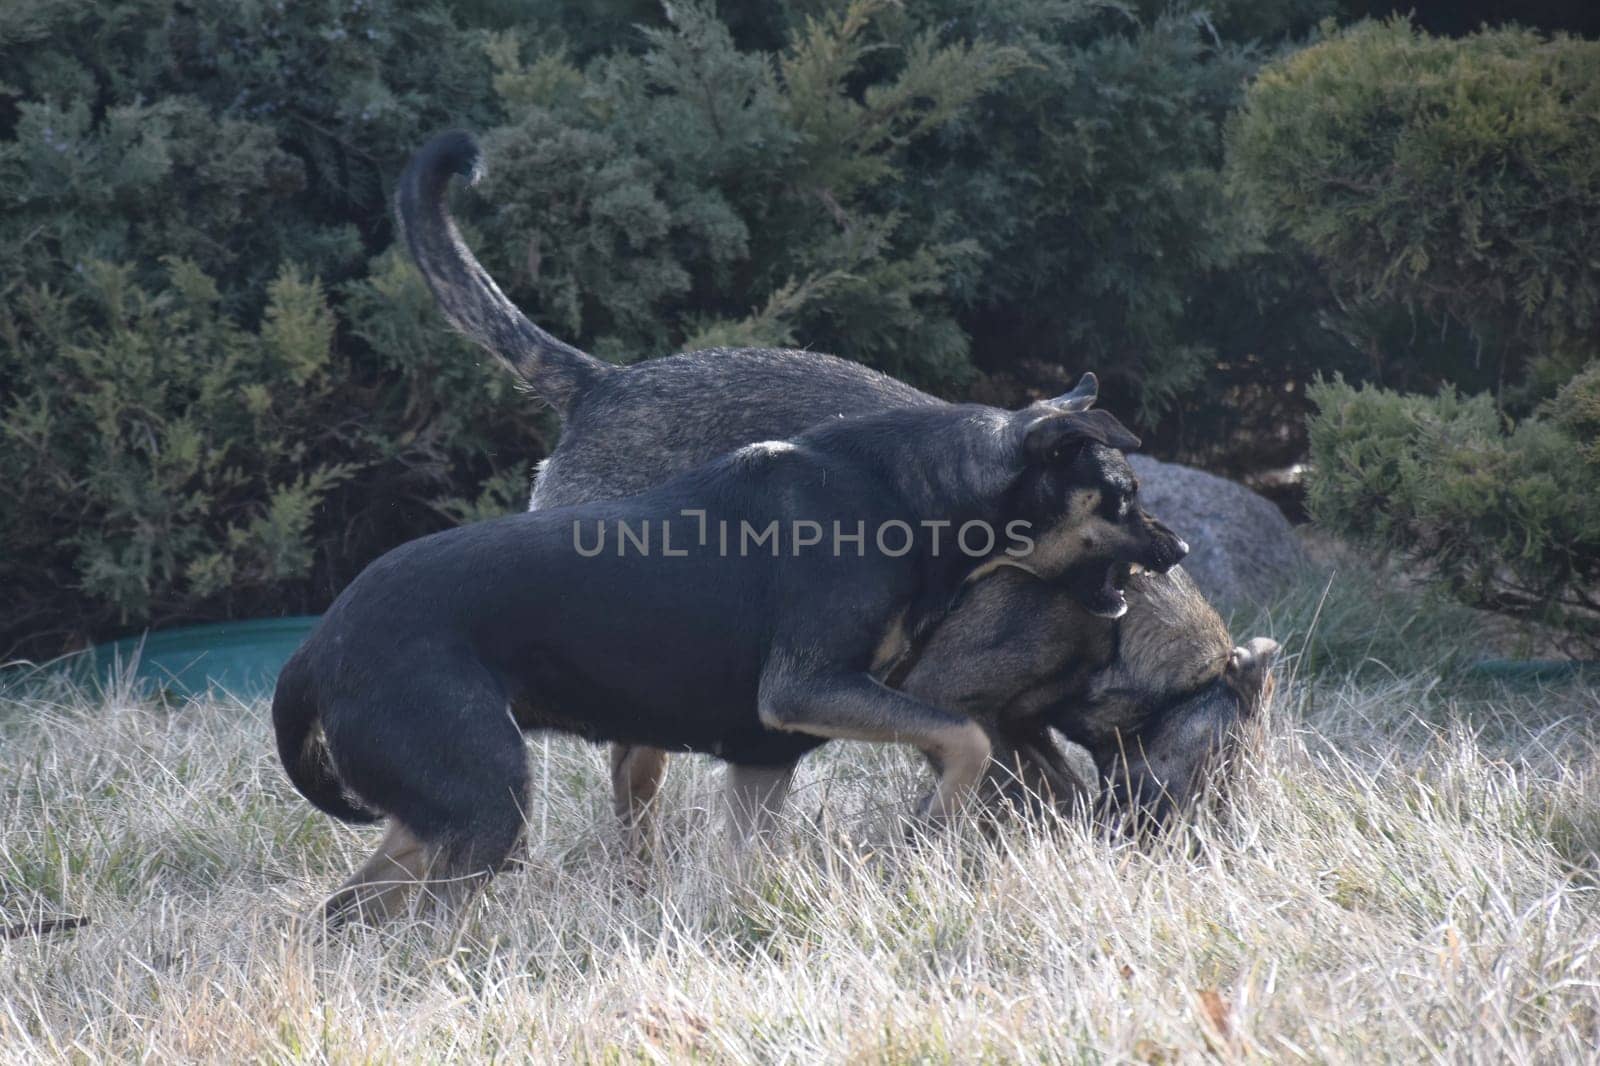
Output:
[527,457,553,512]
[965,409,1011,443]
[1092,598,1129,620]
[738,440,798,458]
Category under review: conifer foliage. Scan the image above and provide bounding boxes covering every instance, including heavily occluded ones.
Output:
[1230,20,1600,644]
[0,0,1333,657]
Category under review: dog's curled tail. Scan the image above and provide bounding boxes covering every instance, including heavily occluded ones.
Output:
[395,130,610,417]
[271,654,381,824]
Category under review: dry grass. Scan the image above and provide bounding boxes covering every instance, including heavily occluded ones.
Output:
[4,641,1600,1062]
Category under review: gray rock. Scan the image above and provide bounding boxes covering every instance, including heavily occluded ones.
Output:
[1129,454,1306,607]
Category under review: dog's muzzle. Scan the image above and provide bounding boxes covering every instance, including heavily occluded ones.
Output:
[1135,515,1189,574]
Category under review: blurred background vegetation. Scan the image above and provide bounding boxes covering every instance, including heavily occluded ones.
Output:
[2,0,1596,659]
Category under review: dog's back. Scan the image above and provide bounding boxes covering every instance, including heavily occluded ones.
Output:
[273,499,809,892]
[286,509,767,744]
[535,346,938,508]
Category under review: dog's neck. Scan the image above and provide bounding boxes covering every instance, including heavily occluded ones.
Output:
[800,405,1022,529]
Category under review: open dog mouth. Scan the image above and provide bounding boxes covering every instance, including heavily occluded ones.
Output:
[1074,561,1135,619]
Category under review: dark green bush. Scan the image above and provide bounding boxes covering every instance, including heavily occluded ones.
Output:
[0,0,1030,658]
[474,0,1351,445]
[0,0,543,659]
[1,0,1344,659]
[0,252,537,656]
[469,0,1022,378]
[1231,19,1600,644]
[1228,18,1600,398]
[1306,376,1600,645]
[894,1,1316,418]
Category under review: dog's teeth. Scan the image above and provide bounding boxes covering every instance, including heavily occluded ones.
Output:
[1128,563,1146,575]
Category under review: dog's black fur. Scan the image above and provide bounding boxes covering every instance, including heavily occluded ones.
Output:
[395,130,1276,839]
[275,398,1185,922]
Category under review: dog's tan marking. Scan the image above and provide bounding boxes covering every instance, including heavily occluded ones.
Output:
[962,487,1107,585]
[920,719,993,820]
[610,744,669,860]
[868,609,911,679]
[961,554,1022,584]
[1018,488,1108,577]
[321,821,437,927]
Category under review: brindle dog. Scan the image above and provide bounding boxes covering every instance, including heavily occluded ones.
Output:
[396,130,1279,839]
[905,562,1277,829]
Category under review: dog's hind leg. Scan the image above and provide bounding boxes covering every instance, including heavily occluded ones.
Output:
[426,796,530,916]
[759,660,990,824]
[319,678,531,927]
[321,820,437,928]
[610,744,669,859]
[724,763,796,851]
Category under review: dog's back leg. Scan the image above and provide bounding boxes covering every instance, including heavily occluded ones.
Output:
[319,678,531,928]
[322,819,437,927]
[610,743,669,860]
[725,762,796,851]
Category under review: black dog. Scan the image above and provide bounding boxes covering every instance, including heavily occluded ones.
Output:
[274,399,1185,924]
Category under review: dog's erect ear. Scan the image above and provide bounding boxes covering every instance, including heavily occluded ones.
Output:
[1226,637,1281,689]
[1022,408,1141,464]
[1046,372,1099,413]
